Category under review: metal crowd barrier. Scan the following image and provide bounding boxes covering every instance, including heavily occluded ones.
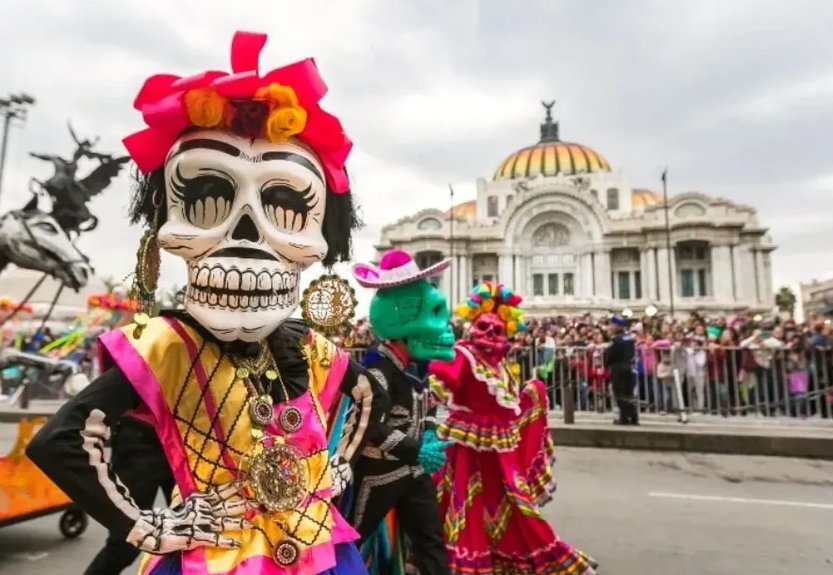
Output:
[345,345,833,420]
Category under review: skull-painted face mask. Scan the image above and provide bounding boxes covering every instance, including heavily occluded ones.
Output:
[158,130,328,342]
[368,281,455,362]
[469,313,509,361]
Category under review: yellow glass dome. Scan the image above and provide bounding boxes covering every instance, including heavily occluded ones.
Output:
[493,101,612,181]
[493,141,611,181]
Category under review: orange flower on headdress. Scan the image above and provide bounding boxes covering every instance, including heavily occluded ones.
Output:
[183,88,226,128]
[265,106,308,142]
[255,83,299,108]
[255,82,308,142]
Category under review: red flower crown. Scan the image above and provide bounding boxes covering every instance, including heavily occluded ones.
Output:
[123,31,353,194]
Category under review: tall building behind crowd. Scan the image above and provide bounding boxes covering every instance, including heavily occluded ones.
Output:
[376,104,776,317]
[800,278,833,319]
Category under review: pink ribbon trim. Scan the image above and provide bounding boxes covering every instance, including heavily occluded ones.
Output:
[98,329,197,496]
[315,340,349,413]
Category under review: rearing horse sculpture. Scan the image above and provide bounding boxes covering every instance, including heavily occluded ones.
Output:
[0,196,92,291]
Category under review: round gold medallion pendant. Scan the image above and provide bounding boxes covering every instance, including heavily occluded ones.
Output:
[278,406,303,434]
[249,396,274,427]
[273,539,300,566]
[248,443,307,513]
[300,274,357,337]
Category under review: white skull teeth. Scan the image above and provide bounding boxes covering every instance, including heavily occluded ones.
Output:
[186,263,298,311]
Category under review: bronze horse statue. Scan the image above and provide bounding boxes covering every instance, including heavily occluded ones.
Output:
[29,123,129,236]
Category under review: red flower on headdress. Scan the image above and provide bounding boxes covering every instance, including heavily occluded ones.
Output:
[123,31,353,194]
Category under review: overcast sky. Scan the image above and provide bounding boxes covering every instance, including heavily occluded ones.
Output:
[1,0,832,313]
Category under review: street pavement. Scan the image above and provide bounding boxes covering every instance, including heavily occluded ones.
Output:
[1,444,832,574]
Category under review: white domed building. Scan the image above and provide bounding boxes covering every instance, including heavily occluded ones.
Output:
[376,105,776,316]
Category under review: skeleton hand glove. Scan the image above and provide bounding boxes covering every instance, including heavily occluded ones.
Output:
[126,483,251,554]
[329,455,353,498]
[418,429,450,474]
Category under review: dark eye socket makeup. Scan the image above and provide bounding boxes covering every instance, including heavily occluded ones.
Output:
[261,182,318,233]
[170,167,320,235]
[170,165,236,229]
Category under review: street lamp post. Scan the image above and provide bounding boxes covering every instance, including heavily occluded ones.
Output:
[661,168,675,318]
[449,184,455,304]
[0,93,36,205]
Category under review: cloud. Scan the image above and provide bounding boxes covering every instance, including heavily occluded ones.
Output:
[1,0,831,316]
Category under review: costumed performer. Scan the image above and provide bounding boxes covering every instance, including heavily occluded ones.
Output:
[27,31,389,575]
[346,250,454,575]
[429,282,598,575]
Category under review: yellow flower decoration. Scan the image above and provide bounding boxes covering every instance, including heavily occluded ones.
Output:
[481,299,495,313]
[265,106,308,143]
[254,83,299,108]
[254,83,308,142]
[184,88,225,128]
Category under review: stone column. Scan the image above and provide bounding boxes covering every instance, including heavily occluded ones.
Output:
[441,264,452,302]
[736,244,756,304]
[515,256,528,295]
[657,247,671,304]
[711,245,733,302]
[498,252,513,286]
[640,248,654,301]
[579,252,593,298]
[760,251,773,307]
[592,249,612,298]
[457,254,470,302]
[751,249,761,303]
[730,245,741,302]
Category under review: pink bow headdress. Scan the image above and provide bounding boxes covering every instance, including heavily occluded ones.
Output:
[123,31,353,194]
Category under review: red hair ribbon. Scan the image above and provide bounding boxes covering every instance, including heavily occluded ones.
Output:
[123,31,353,194]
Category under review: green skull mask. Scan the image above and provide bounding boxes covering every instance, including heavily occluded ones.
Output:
[368,279,455,361]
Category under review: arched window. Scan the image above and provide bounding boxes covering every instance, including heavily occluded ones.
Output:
[417,217,442,231]
[487,195,499,218]
[505,195,513,209]
[674,202,706,218]
[532,223,570,248]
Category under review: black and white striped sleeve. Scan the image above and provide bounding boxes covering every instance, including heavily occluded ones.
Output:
[26,367,148,539]
[333,359,389,467]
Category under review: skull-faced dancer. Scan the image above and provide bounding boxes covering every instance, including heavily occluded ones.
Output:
[27,31,388,575]
[344,250,454,575]
[429,282,598,575]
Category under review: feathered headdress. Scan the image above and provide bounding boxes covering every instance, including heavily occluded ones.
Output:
[455,281,529,337]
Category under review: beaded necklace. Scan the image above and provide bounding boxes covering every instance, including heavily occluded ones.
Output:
[230,341,307,567]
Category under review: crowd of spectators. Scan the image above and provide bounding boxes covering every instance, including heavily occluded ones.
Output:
[341,310,833,419]
[512,312,832,418]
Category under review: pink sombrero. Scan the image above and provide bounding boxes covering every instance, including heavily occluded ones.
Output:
[352,249,451,289]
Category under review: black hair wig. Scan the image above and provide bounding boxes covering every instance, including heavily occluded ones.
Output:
[128,166,363,268]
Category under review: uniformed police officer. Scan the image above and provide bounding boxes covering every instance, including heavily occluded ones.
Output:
[605,316,638,425]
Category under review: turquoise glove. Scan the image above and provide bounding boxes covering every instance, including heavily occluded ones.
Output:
[418,429,450,473]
